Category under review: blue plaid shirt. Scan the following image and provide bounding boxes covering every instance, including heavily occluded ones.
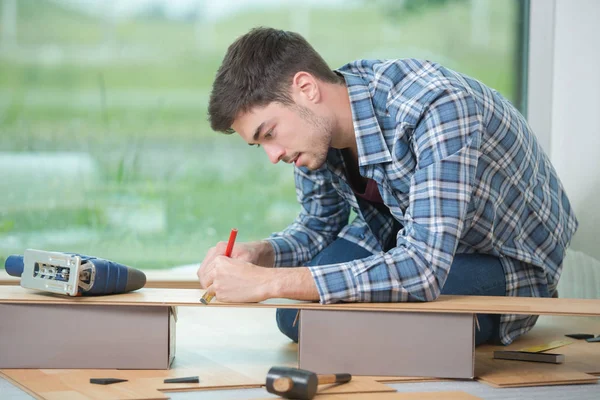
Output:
[265,59,578,345]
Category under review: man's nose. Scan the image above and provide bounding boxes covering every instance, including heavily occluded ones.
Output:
[264,144,285,164]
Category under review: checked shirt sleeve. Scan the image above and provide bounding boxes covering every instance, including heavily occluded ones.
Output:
[265,165,350,268]
[309,89,483,303]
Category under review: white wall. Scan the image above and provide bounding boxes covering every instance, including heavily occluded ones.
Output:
[529,0,600,260]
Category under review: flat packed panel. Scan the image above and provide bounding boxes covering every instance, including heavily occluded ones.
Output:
[0,304,169,369]
[299,310,474,379]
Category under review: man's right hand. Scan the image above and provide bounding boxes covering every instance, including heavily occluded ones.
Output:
[196,240,275,289]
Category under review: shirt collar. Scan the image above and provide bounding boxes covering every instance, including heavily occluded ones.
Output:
[336,70,392,168]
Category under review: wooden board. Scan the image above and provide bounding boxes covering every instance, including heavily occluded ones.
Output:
[0,364,393,399]
[1,366,261,398]
[1,286,600,316]
[475,352,598,388]
[474,315,600,388]
[254,391,482,399]
[0,270,19,285]
[0,270,199,289]
[0,370,168,400]
[312,377,397,395]
[0,365,261,400]
[477,316,600,375]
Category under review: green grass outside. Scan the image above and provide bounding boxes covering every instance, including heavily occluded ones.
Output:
[0,0,520,270]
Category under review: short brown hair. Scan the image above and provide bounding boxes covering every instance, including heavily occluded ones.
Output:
[208,27,341,134]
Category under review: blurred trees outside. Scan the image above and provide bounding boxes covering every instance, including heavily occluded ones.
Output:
[0,0,522,269]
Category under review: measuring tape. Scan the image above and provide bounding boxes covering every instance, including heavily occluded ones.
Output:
[518,339,574,353]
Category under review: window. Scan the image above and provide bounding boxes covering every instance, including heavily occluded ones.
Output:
[0,0,526,271]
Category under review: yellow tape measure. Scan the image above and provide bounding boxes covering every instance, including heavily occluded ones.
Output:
[519,339,574,353]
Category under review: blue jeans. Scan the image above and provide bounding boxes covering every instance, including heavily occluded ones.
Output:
[276,238,506,346]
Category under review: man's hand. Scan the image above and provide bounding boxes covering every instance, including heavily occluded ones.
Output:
[199,256,321,303]
[197,240,274,289]
[197,240,319,303]
[203,256,273,302]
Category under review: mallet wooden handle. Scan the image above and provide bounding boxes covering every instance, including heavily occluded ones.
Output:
[317,373,352,385]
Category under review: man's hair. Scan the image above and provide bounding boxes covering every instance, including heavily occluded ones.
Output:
[208,27,342,134]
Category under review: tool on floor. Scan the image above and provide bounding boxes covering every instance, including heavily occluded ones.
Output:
[200,228,237,304]
[90,378,128,385]
[5,249,146,296]
[565,333,595,340]
[518,339,573,353]
[493,350,565,364]
[163,376,200,384]
[587,336,600,343]
[265,366,351,400]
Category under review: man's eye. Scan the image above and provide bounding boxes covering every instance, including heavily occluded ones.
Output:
[264,129,274,139]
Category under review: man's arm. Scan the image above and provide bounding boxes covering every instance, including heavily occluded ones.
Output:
[272,267,320,300]
[202,256,319,303]
[308,88,483,304]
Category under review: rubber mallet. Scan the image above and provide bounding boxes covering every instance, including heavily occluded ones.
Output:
[265,366,351,400]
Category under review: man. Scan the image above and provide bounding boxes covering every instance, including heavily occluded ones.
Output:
[197,27,578,346]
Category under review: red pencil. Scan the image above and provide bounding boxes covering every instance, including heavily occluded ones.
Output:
[200,228,238,304]
[224,228,238,257]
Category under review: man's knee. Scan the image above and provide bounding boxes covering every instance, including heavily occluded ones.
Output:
[276,308,299,342]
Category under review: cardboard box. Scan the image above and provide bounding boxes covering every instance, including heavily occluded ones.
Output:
[298,309,474,379]
[0,304,176,369]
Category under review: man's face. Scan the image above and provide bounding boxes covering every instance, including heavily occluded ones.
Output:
[232,102,335,170]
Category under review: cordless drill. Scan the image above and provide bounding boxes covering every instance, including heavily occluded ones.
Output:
[5,249,146,296]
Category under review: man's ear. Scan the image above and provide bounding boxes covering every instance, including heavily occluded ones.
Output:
[291,71,321,104]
